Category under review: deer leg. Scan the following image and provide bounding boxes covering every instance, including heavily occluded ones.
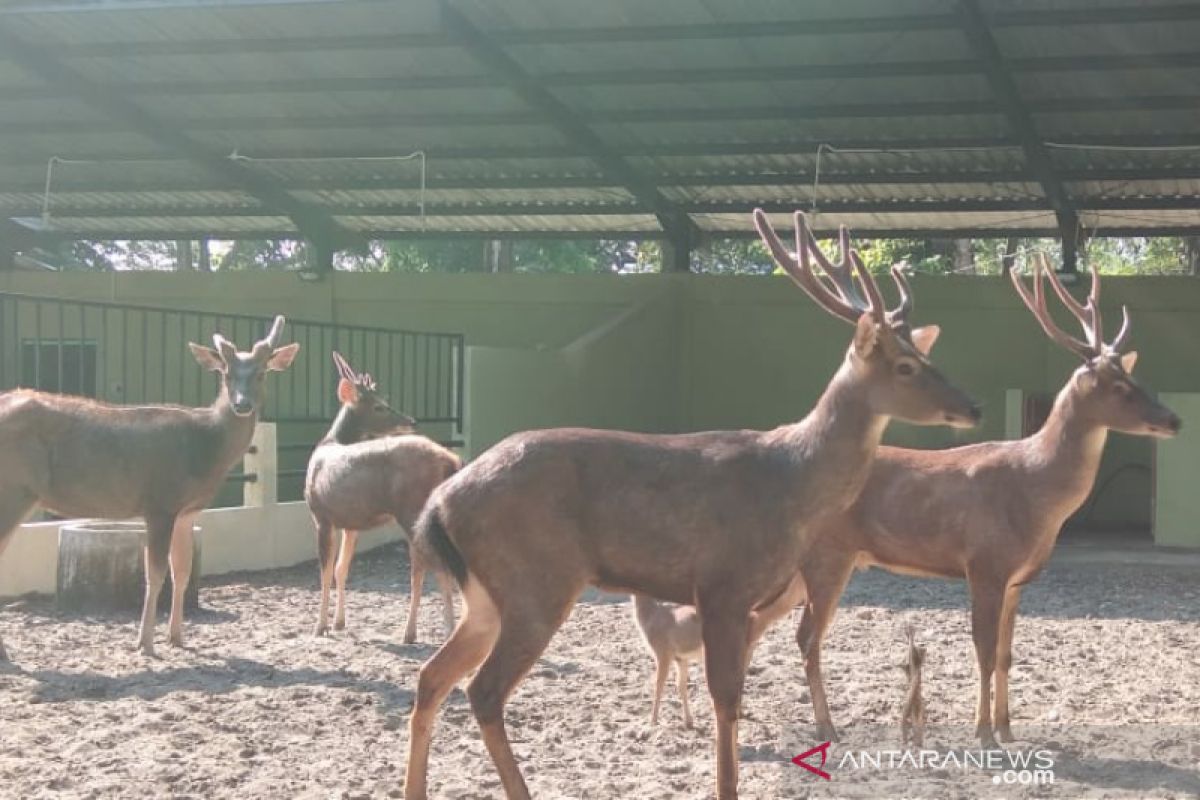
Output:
[403,548,426,645]
[796,555,855,742]
[649,651,670,726]
[434,567,457,639]
[968,575,1005,748]
[137,512,176,657]
[167,513,198,648]
[698,605,752,800]
[994,586,1022,743]
[0,491,37,661]
[313,518,335,636]
[466,583,581,800]
[406,578,500,800]
[333,529,358,631]
[676,657,694,729]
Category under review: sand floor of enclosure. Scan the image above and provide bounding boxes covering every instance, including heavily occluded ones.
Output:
[1,543,1198,799]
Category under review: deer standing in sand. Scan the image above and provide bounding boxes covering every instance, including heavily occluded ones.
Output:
[899,625,926,748]
[403,209,982,800]
[305,352,460,642]
[795,254,1181,747]
[632,573,806,729]
[0,316,299,659]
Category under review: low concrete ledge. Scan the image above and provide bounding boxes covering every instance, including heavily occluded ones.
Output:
[0,502,404,600]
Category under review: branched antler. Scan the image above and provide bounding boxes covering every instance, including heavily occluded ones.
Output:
[1009,252,1132,359]
[332,351,377,391]
[753,209,912,327]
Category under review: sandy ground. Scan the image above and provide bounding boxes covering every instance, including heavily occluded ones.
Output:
[1,542,1198,799]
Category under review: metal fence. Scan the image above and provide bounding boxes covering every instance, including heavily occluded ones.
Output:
[0,291,466,476]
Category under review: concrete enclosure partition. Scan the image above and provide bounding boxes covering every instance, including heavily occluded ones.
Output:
[3,268,1199,544]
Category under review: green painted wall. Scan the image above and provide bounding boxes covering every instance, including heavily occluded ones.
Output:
[4,269,1200,537]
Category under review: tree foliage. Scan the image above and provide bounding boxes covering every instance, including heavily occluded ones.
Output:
[30,234,1200,275]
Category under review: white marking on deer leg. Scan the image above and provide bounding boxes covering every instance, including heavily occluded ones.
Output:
[167,514,197,648]
[404,559,426,645]
[333,529,357,631]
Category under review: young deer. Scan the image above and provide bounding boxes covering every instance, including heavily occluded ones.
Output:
[0,316,299,659]
[404,210,981,800]
[795,254,1181,747]
[305,352,460,642]
[632,573,806,729]
[899,625,926,748]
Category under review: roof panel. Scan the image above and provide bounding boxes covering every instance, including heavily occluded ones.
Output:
[1,0,1198,240]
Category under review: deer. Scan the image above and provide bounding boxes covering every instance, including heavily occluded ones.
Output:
[632,573,806,729]
[305,352,460,643]
[899,625,926,748]
[402,209,982,800]
[794,253,1182,748]
[0,316,299,660]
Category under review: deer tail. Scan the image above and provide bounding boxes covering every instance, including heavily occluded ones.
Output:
[414,504,466,588]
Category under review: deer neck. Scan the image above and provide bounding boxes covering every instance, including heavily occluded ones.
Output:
[210,391,260,468]
[1025,382,1109,517]
[321,405,363,446]
[771,361,890,514]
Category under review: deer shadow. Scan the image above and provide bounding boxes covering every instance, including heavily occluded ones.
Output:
[1050,747,1200,794]
[837,564,1200,623]
[18,654,414,715]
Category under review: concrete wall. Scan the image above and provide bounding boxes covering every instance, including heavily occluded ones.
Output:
[1154,392,1200,548]
[5,269,1200,538]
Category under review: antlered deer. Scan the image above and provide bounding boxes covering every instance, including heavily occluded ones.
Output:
[795,254,1181,747]
[0,316,299,659]
[305,352,460,642]
[632,573,805,729]
[403,210,981,800]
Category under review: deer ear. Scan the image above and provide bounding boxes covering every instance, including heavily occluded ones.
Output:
[266,342,300,372]
[909,325,940,356]
[189,342,224,372]
[337,377,358,405]
[1120,350,1138,374]
[852,312,878,358]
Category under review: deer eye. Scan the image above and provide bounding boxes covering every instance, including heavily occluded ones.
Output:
[895,360,917,377]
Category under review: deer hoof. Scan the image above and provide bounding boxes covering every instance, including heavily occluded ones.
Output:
[0,643,9,662]
[996,726,1015,743]
[402,630,417,645]
[313,623,328,637]
[334,619,346,631]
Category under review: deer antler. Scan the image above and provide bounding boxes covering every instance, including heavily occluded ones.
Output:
[754,209,904,325]
[1041,255,1104,351]
[332,351,355,382]
[1010,253,1098,361]
[332,351,378,391]
[1011,252,1134,359]
[264,315,286,348]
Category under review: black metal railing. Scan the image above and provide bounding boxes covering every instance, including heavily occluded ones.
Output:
[0,286,466,496]
[0,290,464,433]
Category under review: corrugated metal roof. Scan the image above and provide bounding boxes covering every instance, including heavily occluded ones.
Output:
[1,0,1198,242]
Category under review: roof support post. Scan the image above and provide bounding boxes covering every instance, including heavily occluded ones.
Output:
[439,1,700,245]
[307,237,337,275]
[662,222,693,273]
[957,0,1079,272]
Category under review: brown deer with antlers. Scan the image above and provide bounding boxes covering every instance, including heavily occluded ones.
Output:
[0,316,299,659]
[305,352,460,642]
[403,210,981,800]
[795,254,1181,747]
